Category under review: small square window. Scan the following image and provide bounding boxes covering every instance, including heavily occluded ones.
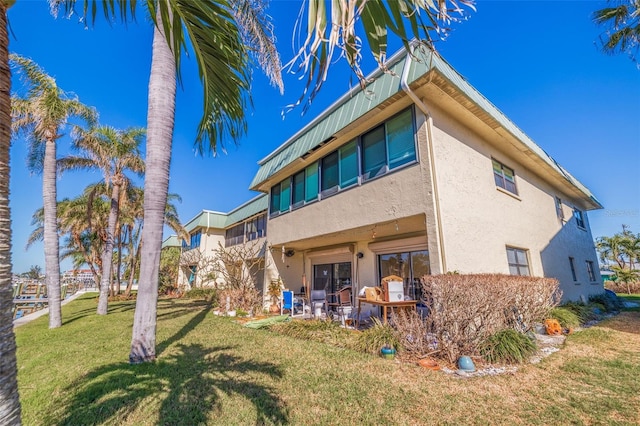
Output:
[492,159,518,195]
[506,247,530,276]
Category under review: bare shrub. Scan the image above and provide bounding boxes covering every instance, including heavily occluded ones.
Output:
[218,287,262,315]
[421,274,561,363]
[605,280,640,294]
[390,309,433,358]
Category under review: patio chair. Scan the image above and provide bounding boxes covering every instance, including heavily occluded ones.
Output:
[310,290,328,319]
[281,290,305,317]
[328,286,353,326]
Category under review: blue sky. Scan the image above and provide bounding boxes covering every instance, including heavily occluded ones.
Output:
[7,0,640,274]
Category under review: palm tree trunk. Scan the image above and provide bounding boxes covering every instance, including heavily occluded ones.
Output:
[0,6,22,423]
[115,223,123,295]
[43,136,62,327]
[130,7,176,363]
[124,225,140,298]
[97,183,121,314]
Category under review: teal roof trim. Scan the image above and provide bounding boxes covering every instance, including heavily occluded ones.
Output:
[183,210,227,233]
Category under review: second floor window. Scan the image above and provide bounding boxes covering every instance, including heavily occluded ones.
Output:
[245,214,267,241]
[573,209,585,228]
[270,107,416,216]
[555,197,565,222]
[189,231,201,250]
[586,260,596,282]
[493,159,518,195]
[225,223,244,247]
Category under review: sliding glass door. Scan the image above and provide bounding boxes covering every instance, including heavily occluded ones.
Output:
[378,250,430,301]
[313,262,352,297]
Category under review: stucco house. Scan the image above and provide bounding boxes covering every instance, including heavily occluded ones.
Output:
[165,46,603,305]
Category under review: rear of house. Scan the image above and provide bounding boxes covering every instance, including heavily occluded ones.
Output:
[167,46,603,305]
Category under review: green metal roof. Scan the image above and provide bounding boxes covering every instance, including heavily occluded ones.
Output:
[183,210,227,233]
[161,235,181,249]
[249,45,601,209]
[224,194,269,227]
[250,59,406,189]
[182,194,268,234]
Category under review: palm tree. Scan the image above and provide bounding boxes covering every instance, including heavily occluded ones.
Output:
[59,125,145,314]
[593,0,640,63]
[597,234,628,269]
[611,265,640,294]
[24,265,43,280]
[10,54,97,329]
[52,0,282,363]
[28,192,110,289]
[53,0,472,363]
[0,1,21,422]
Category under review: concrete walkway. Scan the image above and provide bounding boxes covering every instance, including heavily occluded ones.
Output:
[13,290,98,328]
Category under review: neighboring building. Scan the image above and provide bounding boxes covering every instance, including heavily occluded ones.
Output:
[170,195,269,294]
[62,269,95,283]
[169,46,604,304]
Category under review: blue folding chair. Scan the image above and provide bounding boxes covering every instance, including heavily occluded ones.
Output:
[281,290,305,317]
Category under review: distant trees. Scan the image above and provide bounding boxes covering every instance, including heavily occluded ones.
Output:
[596,225,640,294]
[59,126,145,314]
[23,265,42,280]
[593,0,640,63]
[158,247,181,295]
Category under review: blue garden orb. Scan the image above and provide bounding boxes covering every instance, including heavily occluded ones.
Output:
[458,355,476,372]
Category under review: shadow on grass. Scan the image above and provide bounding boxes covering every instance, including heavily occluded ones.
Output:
[62,302,136,326]
[46,343,288,425]
[157,302,212,356]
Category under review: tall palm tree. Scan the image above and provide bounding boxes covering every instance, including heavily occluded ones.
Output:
[0,1,21,422]
[53,0,472,363]
[593,0,640,63]
[10,54,97,329]
[59,125,145,314]
[53,0,282,363]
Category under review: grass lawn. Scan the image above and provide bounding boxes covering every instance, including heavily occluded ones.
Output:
[15,294,640,425]
[618,293,640,311]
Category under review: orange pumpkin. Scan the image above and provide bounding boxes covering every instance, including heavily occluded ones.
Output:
[544,318,562,336]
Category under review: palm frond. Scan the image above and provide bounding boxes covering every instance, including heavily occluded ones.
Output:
[55,0,254,156]
[593,0,640,62]
[230,0,283,93]
[286,0,475,113]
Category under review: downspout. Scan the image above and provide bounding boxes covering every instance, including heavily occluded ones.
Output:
[400,51,447,273]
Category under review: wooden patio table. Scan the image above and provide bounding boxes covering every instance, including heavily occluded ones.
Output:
[355,297,417,330]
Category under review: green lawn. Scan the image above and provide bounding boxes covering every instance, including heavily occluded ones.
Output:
[15,294,640,425]
[619,293,640,311]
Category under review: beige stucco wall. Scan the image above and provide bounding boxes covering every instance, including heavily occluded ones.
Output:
[177,228,226,289]
[425,103,603,301]
[263,98,604,303]
[267,163,429,246]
